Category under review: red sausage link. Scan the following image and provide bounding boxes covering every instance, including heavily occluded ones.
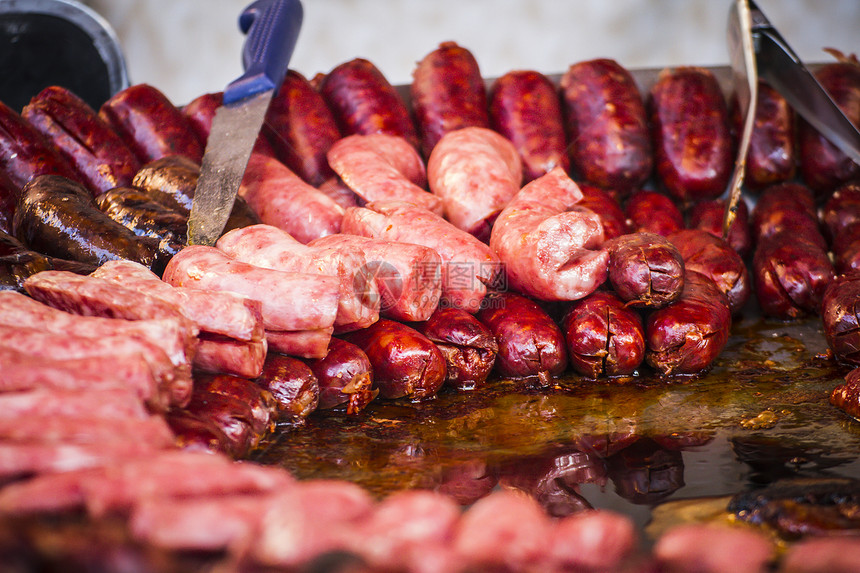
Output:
[750,182,825,250]
[254,351,320,420]
[731,81,796,191]
[648,67,734,203]
[263,70,342,186]
[562,290,645,379]
[0,99,77,190]
[488,69,569,183]
[22,86,140,196]
[822,183,860,273]
[645,270,731,377]
[623,190,685,237]
[0,171,17,234]
[410,306,498,391]
[822,272,860,366]
[340,318,446,401]
[798,53,860,197]
[687,198,752,257]
[410,41,490,158]
[99,83,204,165]
[476,292,568,385]
[578,184,627,241]
[319,58,419,150]
[303,337,376,414]
[560,58,652,196]
[606,232,685,309]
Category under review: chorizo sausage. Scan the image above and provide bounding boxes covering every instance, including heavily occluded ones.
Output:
[476,292,568,385]
[822,182,860,273]
[99,83,203,164]
[623,190,685,237]
[182,91,276,158]
[687,198,752,257]
[648,67,734,203]
[750,182,825,250]
[410,41,490,158]
[340,318,446,401]
[821,272,860,366]
[606,232,685,309]
[560,58,652,196]
[303,337,375,414]
[488,69,569,183]
[410,306,498,391]
[644,270,731,377]
[577,184,627,241]
[254,351,321,420]
[22,86,140,196]
[319,58,419,149]
[562,290,645,379]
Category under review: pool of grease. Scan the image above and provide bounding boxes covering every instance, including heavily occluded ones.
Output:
[252,312,860,545]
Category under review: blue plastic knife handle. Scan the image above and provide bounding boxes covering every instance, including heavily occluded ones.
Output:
[223,0,303,105]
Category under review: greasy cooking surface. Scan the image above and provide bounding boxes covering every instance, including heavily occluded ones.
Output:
[253,310,860,541]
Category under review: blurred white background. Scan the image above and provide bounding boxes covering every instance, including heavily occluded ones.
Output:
[88,0,859,105]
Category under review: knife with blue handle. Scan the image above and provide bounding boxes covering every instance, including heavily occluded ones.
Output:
[187,0,303,246]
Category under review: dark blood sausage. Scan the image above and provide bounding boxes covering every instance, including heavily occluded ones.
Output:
[822,272,860,366]
[831,365,860,420]
[0,99,77,190]
[22,86,141,196]
[0,229,95,292]
[193,373,277,438]
[752,231,834,320]
[560,58,652,196]
[319,58,419,150]
[687,198,752,257]
[645,270,731,377]
[476,292,568,385]
[648,67,734,203]
[263,70,343,186]
[731,81,796,191]
[410,41,490,158]
[750,182,825,249]
[303,337,376,414]
[562,290,645,379]
[577,184,627,241]
[131,155,261,233]
[254,351,321,420]
[623,189,685,237]
[488,69,569,183]
[340,318,446,401]
[410,306,498,391]
[668,229,751,315]
[798,52,860,197]
[606,232,685,309]
[99,83,204,165]
[822,183,860,272]
[95,186,188,248]
[12,175,168,272]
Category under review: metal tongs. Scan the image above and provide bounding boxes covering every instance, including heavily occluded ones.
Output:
[723,0,860,236]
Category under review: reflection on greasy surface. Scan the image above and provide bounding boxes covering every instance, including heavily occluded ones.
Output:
[253,313,860,542]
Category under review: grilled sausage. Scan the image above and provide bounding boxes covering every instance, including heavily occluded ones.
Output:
[560,58,652,196]
[0,99,77,189]
[340,318,446,401]
[193,373,277,437]
[95,186,187,249]
[410,41,490,158]
[645,270,731,377]
[750,182,825,250]
[577,184,627,241]
[303,337,375,414]
[410,306,498,391]
[668,229,751,315]
[319,58,419,149]
[254,351,321,420]
[22,86,141,196]
[731,80,796,191]
[687,198,752,257]
[606,232,685,309]
[0,170,17,234]
[648,67,734,203]
[12,175,168,272]
[623,189,685,237]
[476,292,568,385]
[263,70,343,186]
[488,69,569,183]
[823,183,860,273]
[562,290,645,379]
[99,83,203,164]
[822,272,860,366]
[798,52,860,197]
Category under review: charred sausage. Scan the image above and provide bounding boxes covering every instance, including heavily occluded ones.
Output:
[488,69,569,183]
[303,337,376,414]
[560,58,652,196]
[410,306,498,391]
[476,292,568,385]
[340,318,446,401]
[410,41,490,158]
[645,270,731,377]
[562,290,645,379]
[606,232,685,309]
[648,67,734,203]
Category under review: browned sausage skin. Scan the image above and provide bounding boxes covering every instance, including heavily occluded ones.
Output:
[560,58,652,196]
[606,232,685,309]
[623,190,685,237]
[303,337,376,414]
